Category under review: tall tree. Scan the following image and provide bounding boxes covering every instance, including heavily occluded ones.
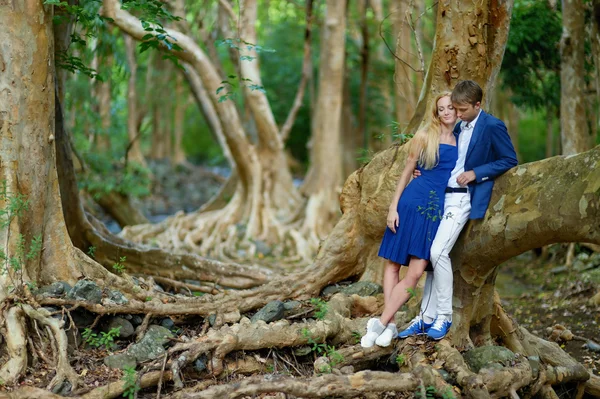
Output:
[301,0,348,241]
[560,0,591,154]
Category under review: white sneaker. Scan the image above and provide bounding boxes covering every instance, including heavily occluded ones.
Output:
[375,323,398,347]
[360,318,386,348]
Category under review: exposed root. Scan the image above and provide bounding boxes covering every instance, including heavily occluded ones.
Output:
[172,370,420,399]
[0,306,27,385]
[19,305,80,391]
[81,370,173,399]
[435,340,489,399]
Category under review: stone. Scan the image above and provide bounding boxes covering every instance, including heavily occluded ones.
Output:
[70,309,96,328]
[160,318,175,330]
[464,346,516,373]
[104,317,135,338]
[208,314,217,327]
[104,353,137,369]
[67,280,102,304]
[193,354,209,373]
[37,281,71,298]
[293,346,312,357]
[251,300,285,324]
[339,282,383,297]
[437,369,455,384]
[527,356,540,378]
[106,290,129,305]
[283,301,302,311]
[127,325,173,363]
[130,315,144,327]
[339,366,354,375]
[321,285,341,296]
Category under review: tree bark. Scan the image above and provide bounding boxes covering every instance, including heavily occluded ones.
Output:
[405,0,513,134]
[560,0,591,155]
[124,34,146,166]
[300,0,347,240]
[172,73,187,165]
[102,0,321,262]
[96,53,112,151]
[392,0,417,133]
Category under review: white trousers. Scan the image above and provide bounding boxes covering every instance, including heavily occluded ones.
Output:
[420,192,471,319]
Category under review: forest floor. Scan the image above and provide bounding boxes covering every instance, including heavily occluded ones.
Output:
[2,164,599,398]
[497,248,600,379]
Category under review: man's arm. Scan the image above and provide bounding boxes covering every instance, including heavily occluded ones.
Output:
[471,120,518,183]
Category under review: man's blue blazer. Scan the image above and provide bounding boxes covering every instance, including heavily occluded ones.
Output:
[453,110,518,219]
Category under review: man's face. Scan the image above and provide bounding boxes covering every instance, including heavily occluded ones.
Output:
[453,101,480,123]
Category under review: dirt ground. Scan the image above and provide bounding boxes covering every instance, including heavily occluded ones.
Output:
[497,247,600,379]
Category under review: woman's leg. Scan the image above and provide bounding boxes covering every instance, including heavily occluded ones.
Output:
[379,257,428,326]
[382,260,401,304]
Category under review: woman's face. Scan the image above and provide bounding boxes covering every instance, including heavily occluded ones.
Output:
[437,95,457,126]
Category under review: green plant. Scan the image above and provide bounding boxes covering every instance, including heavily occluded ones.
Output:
[310,298,328,320]
[301,328,326,354]
[87,246,96,258]
[395,353,406,367]
[82,326,121,350]
[0,182,43,295]
[415,385,436,399]
[122,366,140,399]
[325,345,344,368]
[351,330,362,344]
[112,256,127,274]
[406,287,417,299]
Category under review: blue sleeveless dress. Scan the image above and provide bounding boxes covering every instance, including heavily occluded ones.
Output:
[378,144,458,266]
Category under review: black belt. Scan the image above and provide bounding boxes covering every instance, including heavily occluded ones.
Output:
[445,187,468,193]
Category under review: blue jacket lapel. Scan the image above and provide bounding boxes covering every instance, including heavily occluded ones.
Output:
[465,110,488,161]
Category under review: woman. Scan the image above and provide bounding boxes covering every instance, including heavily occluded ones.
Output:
[361,92,458,348]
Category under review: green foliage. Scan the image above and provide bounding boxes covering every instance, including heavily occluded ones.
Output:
[78,152,152,199]
[112,256,127,274]
[301,327,327,354]
[406,287,417,299]
[122,366,140,399]
[417,191,442,222]
[82,326,121,350]
[415,386,437,399]
[87,246,96,259]
[310,298,328,320]
[395,353,406,367]
[0,183,43,294]
[351,330,362,344]
[501,0,561,111]
[300,328,344,374]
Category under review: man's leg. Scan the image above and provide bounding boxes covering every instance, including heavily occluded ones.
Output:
[419,271,437,324]
[429,193,471,319]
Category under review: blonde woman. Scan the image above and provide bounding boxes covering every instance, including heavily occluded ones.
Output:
[361,92,458,348]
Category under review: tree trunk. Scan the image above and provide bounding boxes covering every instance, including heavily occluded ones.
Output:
[96,53,112,151]
[369,0,394,152]
[546,109,555,158]
[173,73,187,165]
[341,68,359,180]
[392,0,417,133]
[560,0,591,155]
[404,1,513,134]
[357,0,369,150]
[0,3,129,388]
[102,0,317,261]
[124,34,146,166]
[301,0,347,241]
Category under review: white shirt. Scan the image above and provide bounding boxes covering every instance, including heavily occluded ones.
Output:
[448,110,482,188]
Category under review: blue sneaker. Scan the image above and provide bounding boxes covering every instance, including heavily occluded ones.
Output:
[426,315,452,340]
[398,316,433,338]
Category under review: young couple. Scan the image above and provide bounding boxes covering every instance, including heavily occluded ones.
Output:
[361,80,518,348]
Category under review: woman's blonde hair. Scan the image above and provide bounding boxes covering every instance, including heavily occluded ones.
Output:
[409,91,453,170]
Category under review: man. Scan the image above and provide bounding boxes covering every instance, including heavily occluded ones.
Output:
[398,80,518,340]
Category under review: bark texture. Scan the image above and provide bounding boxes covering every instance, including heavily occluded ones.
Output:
[301,0,347,241]
[560,0,591,155]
